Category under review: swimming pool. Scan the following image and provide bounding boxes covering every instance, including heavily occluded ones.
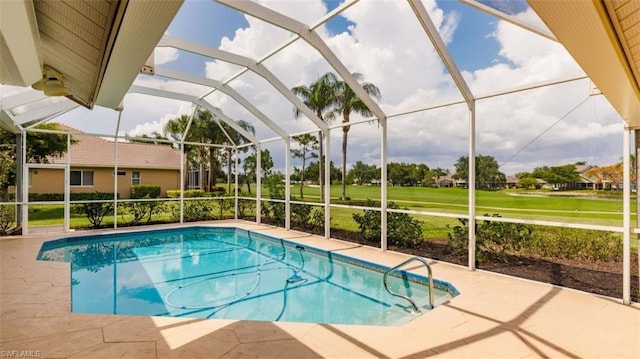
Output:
[37,226,458,326]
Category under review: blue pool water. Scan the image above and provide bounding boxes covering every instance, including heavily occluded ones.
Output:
[37,227,458,326]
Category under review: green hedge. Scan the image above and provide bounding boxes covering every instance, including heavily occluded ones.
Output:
[0,204,15,230]
[166,189,206,198]
[524,226,622,262]
[29,193,119,202]
[131,184,160,199]
[447,215,623,262]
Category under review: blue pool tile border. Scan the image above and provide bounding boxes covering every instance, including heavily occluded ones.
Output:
[37,225,459,297]
[236,227,460,297]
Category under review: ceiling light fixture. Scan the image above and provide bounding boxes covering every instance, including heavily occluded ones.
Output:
[31,65,70,97]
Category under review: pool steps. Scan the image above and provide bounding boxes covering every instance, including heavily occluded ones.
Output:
[383,256,435,314]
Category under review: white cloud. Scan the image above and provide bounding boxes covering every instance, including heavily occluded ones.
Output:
[35,0,622,175]
[154,47,179,65]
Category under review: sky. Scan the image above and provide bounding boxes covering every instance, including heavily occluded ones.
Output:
[3,0,624,176]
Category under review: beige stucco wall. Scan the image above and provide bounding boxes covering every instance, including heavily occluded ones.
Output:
[29,167,180,199]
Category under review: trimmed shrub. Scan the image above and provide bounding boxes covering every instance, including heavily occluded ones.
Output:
[216,195,234,219]
[122,184,163,225]
[524,226,622,262]
[237,197,256,219]
[131,184,161,199]
[291,203,313,227]
[170,199,215,222]
[352,200,423,248]
[309,208,326,234]
[29,193,64,202]
[261,174,285,224]
[0,204,15,230]
[166,189,206,198]
[447,214,533,262]
[72,192,115,228]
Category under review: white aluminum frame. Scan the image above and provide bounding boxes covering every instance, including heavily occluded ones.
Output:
[0,0,635,305]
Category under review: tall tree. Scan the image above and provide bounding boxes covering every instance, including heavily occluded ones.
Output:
[333,73,381,200]
[164,108,254,192]
[164,113,198,190]
[532,164,580,189]
[214,119,255,192]
[291,134,319,198]
[0,124,75,201]
[292,72,339,200]
[243,149,274,193]
[347,161,379,185]
[454,155,506,190]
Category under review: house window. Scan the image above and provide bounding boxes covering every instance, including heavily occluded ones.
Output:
[114,171,126,176]
[70,170,93,186]
[132,171,141,185]
[188,169,199,189]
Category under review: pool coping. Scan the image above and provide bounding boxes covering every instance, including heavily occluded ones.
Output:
[2,220,639,358]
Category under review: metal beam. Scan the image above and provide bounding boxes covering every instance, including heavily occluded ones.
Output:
[13,101,79,125]
[0,110,20,133]
[468,102,476,270]
[1,90,47,111]
[128,85,258,144]
[622,127,631,304]
[459,0,557,42]
[0,0,43,86]
[158,35,328,130]
[214,0,387,122]
[256,143,262,224]
[155,66,289,139]
[408,0,475,109]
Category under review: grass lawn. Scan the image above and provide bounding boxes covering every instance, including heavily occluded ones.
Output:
[283,185,632,226]
[22,185,634,245]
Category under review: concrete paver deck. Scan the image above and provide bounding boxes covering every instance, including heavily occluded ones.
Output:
[1,220,638,358]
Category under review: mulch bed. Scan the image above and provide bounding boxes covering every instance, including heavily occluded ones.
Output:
[327,228,639,302]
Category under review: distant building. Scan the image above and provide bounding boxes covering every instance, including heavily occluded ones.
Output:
[29,126,182,198]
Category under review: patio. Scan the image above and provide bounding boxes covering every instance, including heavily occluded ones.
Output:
[1,221,638,358]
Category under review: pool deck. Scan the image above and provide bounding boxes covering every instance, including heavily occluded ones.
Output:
[1,220,638,358]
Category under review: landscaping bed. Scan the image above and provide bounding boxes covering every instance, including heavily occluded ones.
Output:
[329,228,640,302]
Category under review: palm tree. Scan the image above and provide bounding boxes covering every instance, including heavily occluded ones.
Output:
[291,134,319,198]
[332,73,381,200]
[165,108,253,192]
[164,114,194,190]
[216,119,255,192]
[292,72,339,199]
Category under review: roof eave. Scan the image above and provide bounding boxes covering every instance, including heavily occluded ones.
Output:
[529,0,640,128]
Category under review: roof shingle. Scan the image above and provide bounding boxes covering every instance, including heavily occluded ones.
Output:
[49,126,182,170]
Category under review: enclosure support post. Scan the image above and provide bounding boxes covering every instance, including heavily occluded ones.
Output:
[20,130,28,235]
[113,108,122,229]
[179,142,184,224]
[324,129,331,239]
[64,133,70,232]
[636,128,640,303]
[285,138,291,230]
[13,134,22,229]
[256,143,262,224]
[234,149,239,220]
[179,106,197,224]
[381,118,388,251]
[468,101,477,270]
[623,127,631,305]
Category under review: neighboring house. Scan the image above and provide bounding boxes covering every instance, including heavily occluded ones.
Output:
[583,164,623,190]
[29,126,182,199]
[505,175,518,189]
